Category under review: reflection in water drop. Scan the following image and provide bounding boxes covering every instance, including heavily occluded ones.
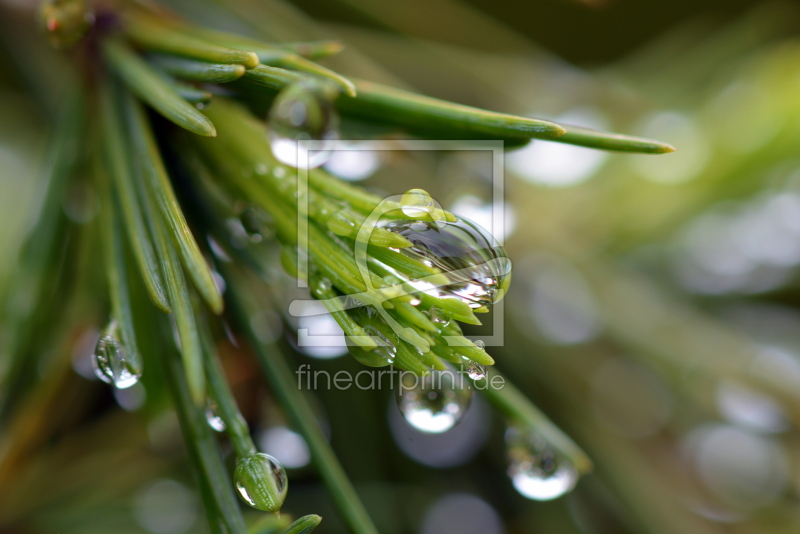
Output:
[346,306,398,367]
[388,389,489,468]
[465,361,487,380]
[239,205,273,243]
[381,217,512,309]
[234,453,288,512]
[401,188,441,221]
[268,81,339,169]
[205,399,226,432]
[396,369,472,433]
[429,306,451,327]
[92,320,142,389]
[506,426,578,501]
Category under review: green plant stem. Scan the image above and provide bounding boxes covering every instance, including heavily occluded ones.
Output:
[270,54,356,96]
[101,79,172,312]
[199,324,258,459]
[339,79,566,140]
[103,38,217,137]
[124,14,259,69]
[124,92,223,314]
[243,64,304,89]
[467,368,593,474]
[171,81,213,104]
[149,54,247,83]
[140,160,206,406]
[226,269,379,534]
[161,325,248,534]
[100,186,142,368]
[555,123,676,154]
[182,25,343,61]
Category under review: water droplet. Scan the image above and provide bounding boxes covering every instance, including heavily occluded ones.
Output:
[474,339,485,350]
[465,361,487,380]
[239,205,273,243]
[92,320,141,389]
[401,189,434,218]
[268,81,339,169]
[396,369,472,433]
[346,325,400,367]
[205,400,226,432]
[429,307,451,327]
[234,453,288,512]
[381,217,512,309]
[346,307,398,367]
[506,426,578,501]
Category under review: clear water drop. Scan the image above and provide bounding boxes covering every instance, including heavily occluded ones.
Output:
[381,217,512,309]
[239,205,273,243]
[346,307,398,367]
[474,339,485,350]
[234,453,288,512]
[506,426,579,501]
[92,320,141,389]
[268,81,339,169]
[401,189,436,219]
[465,361,487,380]
[429,306,451,327]
[356,326,398,366]
[205,399,226,432]
[396,368,473,433]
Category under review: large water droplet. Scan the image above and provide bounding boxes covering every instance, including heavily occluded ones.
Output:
[92,321,141,389]
[205,399,226,432]
[268,81,339,169]
[346,307,398,367]
[396,369,472,433]
[234,453,288,512]
[381,217,512,309]
[506,426,578,501]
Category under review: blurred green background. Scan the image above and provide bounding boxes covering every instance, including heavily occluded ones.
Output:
[3,0,800,533]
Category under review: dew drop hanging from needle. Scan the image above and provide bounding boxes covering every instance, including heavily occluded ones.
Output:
[506,426,579,501]
[205,399,226,432]
[268,80,340,169]
[396,368,473,433]
[381,215,512,309]
[234,452,288,512]
[91,319,142,389]
[345,305,399,367]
